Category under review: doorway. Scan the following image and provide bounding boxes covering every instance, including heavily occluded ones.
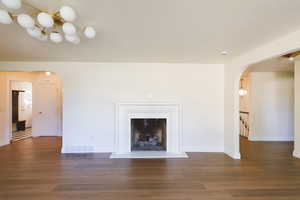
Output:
[3,71,63,145]
[11,81,32,142]
[239,56,295,160]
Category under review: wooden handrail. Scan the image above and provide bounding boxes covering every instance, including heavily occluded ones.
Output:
[240,112,250,138]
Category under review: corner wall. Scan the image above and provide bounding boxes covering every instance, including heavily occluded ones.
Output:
[294,59,300,157]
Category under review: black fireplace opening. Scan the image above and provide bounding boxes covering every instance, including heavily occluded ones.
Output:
[131,119,167,151]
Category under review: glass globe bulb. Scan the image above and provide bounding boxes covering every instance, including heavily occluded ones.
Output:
[45,71,51,76]
[62,23,76,35]
[27,27,42,38]
[65,34,80,44]
[1,0,21,10]
[239,89,248,96]
[37,12,54,28]
[59,6,76,22]
[50,32,63,43]
[17,14,35,29]
[84,26,96,39]
[38,34,48,41]
[0,9,13,24]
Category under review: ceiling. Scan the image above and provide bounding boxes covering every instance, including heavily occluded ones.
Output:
[248,57,294,72]
[1,0,300,63]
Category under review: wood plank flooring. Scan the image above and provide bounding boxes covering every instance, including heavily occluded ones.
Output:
[0,136,299,200]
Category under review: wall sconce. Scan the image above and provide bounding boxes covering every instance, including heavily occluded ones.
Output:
[239,78,248,96]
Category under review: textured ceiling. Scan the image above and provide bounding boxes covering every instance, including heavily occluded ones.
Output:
[1,0,300,63]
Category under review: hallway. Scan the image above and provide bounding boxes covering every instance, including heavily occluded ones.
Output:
[240,136,294,161]
[0,137,299,200]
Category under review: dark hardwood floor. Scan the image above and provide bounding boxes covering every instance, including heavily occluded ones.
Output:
[0,136,300,200]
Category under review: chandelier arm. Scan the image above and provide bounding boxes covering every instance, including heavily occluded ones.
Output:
[22,1,43,12]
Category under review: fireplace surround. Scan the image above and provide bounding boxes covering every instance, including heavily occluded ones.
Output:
[110,102,188,158]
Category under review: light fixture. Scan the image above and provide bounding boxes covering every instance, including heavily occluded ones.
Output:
[221,51,229,56]
[288,57,295,62]
[50,32,63,43]
[239,78,248,96]
[62,22,76,35]
[0,9,13,24]
[37,12,54,28]
[65,34,80,44]
[84,26,96,39]
[27,26,42,38]
[59,6,76,22]
[0,1,96,45]
[17,14,35,29]
[38,33,48,41]
[1,0,21,10]
[45,71,51,76]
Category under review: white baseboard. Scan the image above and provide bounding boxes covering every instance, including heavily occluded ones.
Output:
[61,145,113,153]
[248,137,294,141]
[0,141,9,147]
[183,146,224,152]
[225,150,241,159]
[62,145,225,154]
[293,151,300,159]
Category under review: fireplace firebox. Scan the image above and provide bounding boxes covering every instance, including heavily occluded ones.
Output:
[131,119,166,151]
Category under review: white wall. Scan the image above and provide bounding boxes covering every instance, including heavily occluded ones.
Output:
[11,81,32,128]
[294,59,300,157]
[0,63,224,153]
[249,72,294,141]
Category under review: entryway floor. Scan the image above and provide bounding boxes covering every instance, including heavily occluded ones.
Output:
[0,137,299,200]
[12,128,32,142]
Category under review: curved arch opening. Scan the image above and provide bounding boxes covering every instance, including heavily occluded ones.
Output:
[237,55,295,160]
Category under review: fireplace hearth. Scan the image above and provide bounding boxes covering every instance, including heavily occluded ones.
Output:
[131,119,166,151]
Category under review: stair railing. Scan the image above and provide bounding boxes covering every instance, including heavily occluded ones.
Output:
[240,111,250,138]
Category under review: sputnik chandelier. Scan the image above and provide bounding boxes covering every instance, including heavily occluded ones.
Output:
[0,0,96,44]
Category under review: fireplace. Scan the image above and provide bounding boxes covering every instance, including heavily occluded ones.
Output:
[110,102,188,158]
[131,119,166,151]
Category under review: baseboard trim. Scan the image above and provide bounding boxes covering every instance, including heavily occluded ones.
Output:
[61,146,113,153]
[293,151,300,159]
[224,149,241,159]
[61,145,225,154]
[248,137,294,141]
[183,146,224,152]
[0,141,9,147]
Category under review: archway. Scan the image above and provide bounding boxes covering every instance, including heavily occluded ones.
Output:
[226,29,300,159]
[238,56,295,160]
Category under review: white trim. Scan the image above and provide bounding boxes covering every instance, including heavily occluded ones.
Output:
[183,146,224,152]
[0,141,9,147]
[61,146,112,153]
[293,151,300,159]
[248,137,294,141]
[225,149,241,159]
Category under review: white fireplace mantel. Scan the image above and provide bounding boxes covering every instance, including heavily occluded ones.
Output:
[110,102,188,158]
